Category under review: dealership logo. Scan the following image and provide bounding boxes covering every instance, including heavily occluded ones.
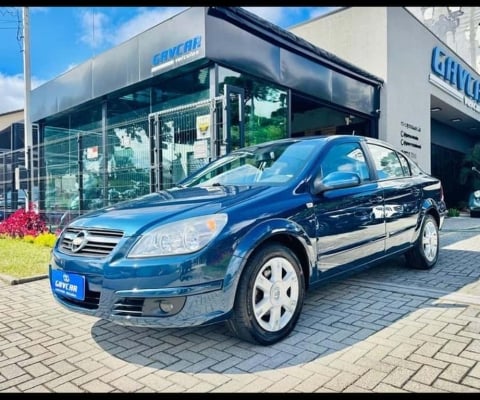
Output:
[430,46,480,112]
[152,36,202,73]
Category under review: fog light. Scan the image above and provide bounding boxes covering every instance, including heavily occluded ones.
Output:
[142,296,186,317]
[159,300,174,313]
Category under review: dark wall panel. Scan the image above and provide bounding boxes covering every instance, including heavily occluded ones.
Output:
[92,38,140,98]
[55,62,93,112]
[280,50,332,103]
[205,14,281,83]
[332,73,375,115]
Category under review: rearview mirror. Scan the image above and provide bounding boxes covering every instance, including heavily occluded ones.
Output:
[312,171,361,195]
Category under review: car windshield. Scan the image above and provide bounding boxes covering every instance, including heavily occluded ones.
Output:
[180,140,318,187]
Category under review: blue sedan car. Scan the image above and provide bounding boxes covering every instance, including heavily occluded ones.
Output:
[49,135,447,345]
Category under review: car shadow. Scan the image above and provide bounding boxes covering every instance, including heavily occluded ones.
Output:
[90,222,480,373]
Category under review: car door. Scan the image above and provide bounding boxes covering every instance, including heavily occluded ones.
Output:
[313,140,386,273]
[366,142,422,252]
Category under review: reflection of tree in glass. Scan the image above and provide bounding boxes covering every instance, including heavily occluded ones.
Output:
[380,152,402,177]
[459,142,480,191]
[221,75,287,145]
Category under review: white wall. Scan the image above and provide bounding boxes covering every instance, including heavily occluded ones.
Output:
[290,7,388,80]
[0,110,23,131]
[385,7,433,172]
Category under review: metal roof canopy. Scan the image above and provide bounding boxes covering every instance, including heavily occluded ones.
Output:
[208,7,384,88]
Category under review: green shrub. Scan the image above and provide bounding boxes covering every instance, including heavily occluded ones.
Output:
[447,208,460,217]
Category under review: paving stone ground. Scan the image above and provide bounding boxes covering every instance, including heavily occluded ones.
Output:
[1,216,480,392]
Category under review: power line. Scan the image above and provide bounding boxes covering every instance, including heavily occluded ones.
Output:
[0,7,23,52]
[0,6,19,17]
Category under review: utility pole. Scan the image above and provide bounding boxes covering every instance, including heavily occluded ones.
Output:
[22,7,32,212]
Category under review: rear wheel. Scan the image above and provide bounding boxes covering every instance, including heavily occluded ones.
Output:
[226,243,305,345]
[405,214,439,270]
[470,208,480,218]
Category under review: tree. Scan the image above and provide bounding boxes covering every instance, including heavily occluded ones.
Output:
[459,142,480,191]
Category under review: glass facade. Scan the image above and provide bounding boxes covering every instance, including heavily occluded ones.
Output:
[217,66,289,149]
[431,143,470,209]
[25,63,295,228]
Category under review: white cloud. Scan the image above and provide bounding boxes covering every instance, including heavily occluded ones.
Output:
[0,73,25,113]
[76,7,187,50]
[78,9,113,49]
[111,7,188,46]
[0,73,45,114]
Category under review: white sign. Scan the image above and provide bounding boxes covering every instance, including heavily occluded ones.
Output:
[196,114,210,140]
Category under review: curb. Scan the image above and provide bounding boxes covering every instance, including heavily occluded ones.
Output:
[0,273,48,285]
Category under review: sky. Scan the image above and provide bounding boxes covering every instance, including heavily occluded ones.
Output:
[0,6,340,115]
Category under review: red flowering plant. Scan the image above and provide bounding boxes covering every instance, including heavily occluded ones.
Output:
[0,203,48,238]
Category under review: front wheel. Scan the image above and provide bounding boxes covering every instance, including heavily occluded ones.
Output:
[226,243,305,345]
[405,214,439,270]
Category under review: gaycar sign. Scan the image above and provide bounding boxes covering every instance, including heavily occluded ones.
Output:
[151,36,202,74]
[430,46,480,112]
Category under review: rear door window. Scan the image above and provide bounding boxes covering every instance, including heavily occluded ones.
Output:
[367,143,406,179]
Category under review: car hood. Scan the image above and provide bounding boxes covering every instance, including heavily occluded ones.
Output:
[68,185,275,236]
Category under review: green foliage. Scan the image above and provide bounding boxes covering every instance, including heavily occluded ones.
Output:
[459,142,480,190]
[0,216,57,279]
[0,237,52,278]
[447,208,460,217]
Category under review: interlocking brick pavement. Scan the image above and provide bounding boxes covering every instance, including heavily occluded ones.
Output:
[1,216,480,392]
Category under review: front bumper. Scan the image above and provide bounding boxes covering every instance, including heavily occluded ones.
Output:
[49,263,234,328]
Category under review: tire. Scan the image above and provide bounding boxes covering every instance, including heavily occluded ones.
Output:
[470,209,480,218]
[405,214,439,270]
[226,243,305,345]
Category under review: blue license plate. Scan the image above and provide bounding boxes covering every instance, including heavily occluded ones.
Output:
[51,270,85,301]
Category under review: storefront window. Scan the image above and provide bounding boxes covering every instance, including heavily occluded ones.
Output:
[39,65,293,220]
[291,93,372,138]
[40,66,213,217]
[103,118,151,204]
[43,104,103,217]
[218,66,288,147]
[151,66,210,112]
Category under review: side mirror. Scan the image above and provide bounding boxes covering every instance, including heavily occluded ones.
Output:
[312,171,361,195]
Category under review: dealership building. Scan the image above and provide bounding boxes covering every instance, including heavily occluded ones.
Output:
[1,6,479,220]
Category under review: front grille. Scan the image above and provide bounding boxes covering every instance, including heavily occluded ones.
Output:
[57,287,100,310]
[113,297,144,317]
[59,227,124,257]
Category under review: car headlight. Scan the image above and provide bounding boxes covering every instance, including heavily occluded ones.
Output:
[128,214,228,257]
